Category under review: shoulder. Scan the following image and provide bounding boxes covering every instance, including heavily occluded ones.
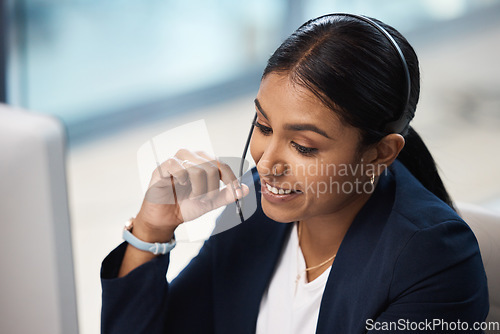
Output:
[381,160,480,264]
[388,160,461,228]
[381,161,487,302]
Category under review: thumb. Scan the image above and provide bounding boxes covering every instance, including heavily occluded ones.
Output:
[212,183,250,209]
[236,183,250,199]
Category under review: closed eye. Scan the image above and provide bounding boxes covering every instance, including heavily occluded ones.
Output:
[291,142,318,156]
[253,121,272,136]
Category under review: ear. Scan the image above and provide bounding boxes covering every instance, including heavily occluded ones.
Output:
[361,134,405,176]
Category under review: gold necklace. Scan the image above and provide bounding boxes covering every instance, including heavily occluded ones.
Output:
[298,221,337,273]
[295,222,337,293]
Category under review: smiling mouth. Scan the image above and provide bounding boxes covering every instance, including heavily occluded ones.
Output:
[264,181,302,195]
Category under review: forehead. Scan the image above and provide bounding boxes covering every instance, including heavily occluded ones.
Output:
[256,73,342,131]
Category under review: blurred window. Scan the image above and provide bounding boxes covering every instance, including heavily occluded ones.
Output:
[7,0,286,129]
[4,0,500,142]
[303,0,500,32]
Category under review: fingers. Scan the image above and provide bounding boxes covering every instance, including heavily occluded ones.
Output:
[144,149,251,223]
[210,183,250,209]
[164,158,189,185]
[149,157,186,185]
[195,152,242,197]
[171,150,224,201]
[150,149,245,205]
[189,153,222,201]
[181,161,209,198]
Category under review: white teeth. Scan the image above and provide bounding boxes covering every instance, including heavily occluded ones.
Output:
[266,183,293,195]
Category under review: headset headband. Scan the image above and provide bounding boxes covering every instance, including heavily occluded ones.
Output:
[326,13,413,133]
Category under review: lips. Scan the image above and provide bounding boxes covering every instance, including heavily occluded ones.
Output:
[265,182,293,195]
[260,179,302,204]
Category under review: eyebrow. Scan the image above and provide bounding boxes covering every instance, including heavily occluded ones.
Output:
[254,98,269,120]
[254,98,332,139]
[284,123,332,139]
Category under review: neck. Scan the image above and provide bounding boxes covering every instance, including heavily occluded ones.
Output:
[299,192,371,281]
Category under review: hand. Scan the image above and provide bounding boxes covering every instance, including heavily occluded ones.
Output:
[133,149,249,242]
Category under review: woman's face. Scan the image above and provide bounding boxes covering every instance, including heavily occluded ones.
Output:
[250,73,376,223]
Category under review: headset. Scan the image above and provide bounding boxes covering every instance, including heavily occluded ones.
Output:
[236,13,413,222]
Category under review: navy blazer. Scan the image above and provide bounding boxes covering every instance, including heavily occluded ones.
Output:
[101,161,489,333]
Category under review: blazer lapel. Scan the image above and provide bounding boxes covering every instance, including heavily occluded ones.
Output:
[315,168,396,333]
[212,170,293,334]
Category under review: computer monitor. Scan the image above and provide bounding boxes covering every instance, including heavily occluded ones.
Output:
[0,104,79,333]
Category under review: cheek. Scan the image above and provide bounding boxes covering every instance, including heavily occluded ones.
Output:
[249,134,264,164]
[300,157,365,198]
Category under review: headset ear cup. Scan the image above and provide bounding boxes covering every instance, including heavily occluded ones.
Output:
[384,105,414,135]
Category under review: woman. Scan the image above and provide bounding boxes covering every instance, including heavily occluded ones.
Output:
[101,14,489,333]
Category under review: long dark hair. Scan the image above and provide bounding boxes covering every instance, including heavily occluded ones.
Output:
[262,14,453,207]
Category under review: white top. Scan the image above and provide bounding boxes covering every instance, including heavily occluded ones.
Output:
[256,222,331,334]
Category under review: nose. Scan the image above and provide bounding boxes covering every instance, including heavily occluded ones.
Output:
[256,140,287,177]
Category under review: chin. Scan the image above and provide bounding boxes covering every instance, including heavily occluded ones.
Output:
[261,200,299,223]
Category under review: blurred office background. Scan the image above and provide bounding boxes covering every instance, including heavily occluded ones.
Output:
[2,1,500,333]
